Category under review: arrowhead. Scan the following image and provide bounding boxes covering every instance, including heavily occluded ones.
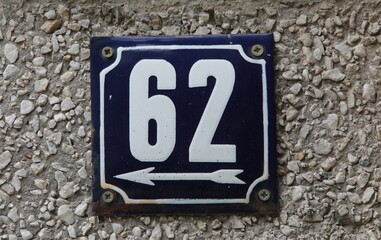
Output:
[211,169,245,184]
[114,167,155,186]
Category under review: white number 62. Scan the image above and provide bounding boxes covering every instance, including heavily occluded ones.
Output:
[129,59,236,163]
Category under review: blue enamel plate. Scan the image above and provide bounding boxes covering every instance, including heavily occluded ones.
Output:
[91,34,277,214]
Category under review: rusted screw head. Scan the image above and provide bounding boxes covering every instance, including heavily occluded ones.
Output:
[102,46,114,58]
[251,44,264,57]
[258,189,271,201]
[101,191,114,203]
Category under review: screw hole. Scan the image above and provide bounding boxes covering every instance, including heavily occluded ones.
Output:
[102,46,114,58]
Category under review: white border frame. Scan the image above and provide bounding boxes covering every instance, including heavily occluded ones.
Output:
[99,45,269,204]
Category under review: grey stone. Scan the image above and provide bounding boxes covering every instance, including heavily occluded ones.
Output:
[32,56,45,66]
[80,48,90,61]
[68,44,80,55]
[111,223,123,235]
[61,97,75,111]
[34,78,49,93]
[5,114,16,127]
[34,179,48,189]
[54,113,66,122]
[362,83,376,102]
[280,19,296,28]
[132,226,142,238]
[314,48,323,61]
[323,114,338,130]
[52,34,59,52]
[280,225,293,236]
[7,207,19,222]
[231,216,245,229]
[353,44,366,57]
[211,219,222,229]
[290,83,302,95]
[194,26,210,35]
[287,161,300,173]
[11,174,21,192]
[347,192,362,204]
[20,229,33,240]
[347,92,355,108]
[334,43,352,60]
[57,5,69,19]
[313,139,332,155]
[161,223,175,239]
[296,15,307,25]
[286,108,299,121]
[77,166,87,179]
[335,169,346,183]
[149,225,162,240]
[321,157,337,171]
[337,205,349,216]
[60,71,75,82]
[38,228,50,240]
[3,64,19,80]
[49,96,60,105]
[161,26,181,35]
[290,186,305,201]
[44,10,56,19]
[298,33,313,47]
[0,151,12,170]
[67,225,76,238]
[74,202,88,217]
[79,19,90,29]
[4,43,18,63]
[20,100,35,115]
[274,32,281,42]
[362,187,375,203]
[59,181,78,199]
[57,205,74,225]
[357,172,370,189]
[300,124,311,139]
[321,69,345,81]
[347,153,358,164]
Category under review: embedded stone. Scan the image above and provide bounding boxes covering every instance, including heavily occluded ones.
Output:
[323,114,338,130]
[7,207,19,222]
[61,97,75,111]
[321,69,345,81]
[57,205,74,225]
[149,225,162,240]
[60,71,75,82]
[20,100,35,115]
[362,187,375,204]
[3,64,19,80]
[334,43,352,60]
[34,78,49,93]
[321,157,337,171]
[313,139,332,155]
[362,83,376,102]
[20,229,33,240]
[4,43,18,63]
[74,202,88,217]
[0,151,12,170]
[68,44,80,55]
[41,20,61,33]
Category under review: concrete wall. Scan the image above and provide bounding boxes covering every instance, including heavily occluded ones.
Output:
[0,0,380,239]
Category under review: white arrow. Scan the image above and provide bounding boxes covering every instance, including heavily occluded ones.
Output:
[114,167,245,186]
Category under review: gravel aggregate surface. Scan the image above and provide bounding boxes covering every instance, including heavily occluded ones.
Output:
[0,0,380,239]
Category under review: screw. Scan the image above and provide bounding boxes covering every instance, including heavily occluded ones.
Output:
[251,44,264,57]
[101,191,114,203]
[102,46,114,58]
[258,189,271,201]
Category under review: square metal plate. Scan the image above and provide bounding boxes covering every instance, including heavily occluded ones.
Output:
[91,34,277,215]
